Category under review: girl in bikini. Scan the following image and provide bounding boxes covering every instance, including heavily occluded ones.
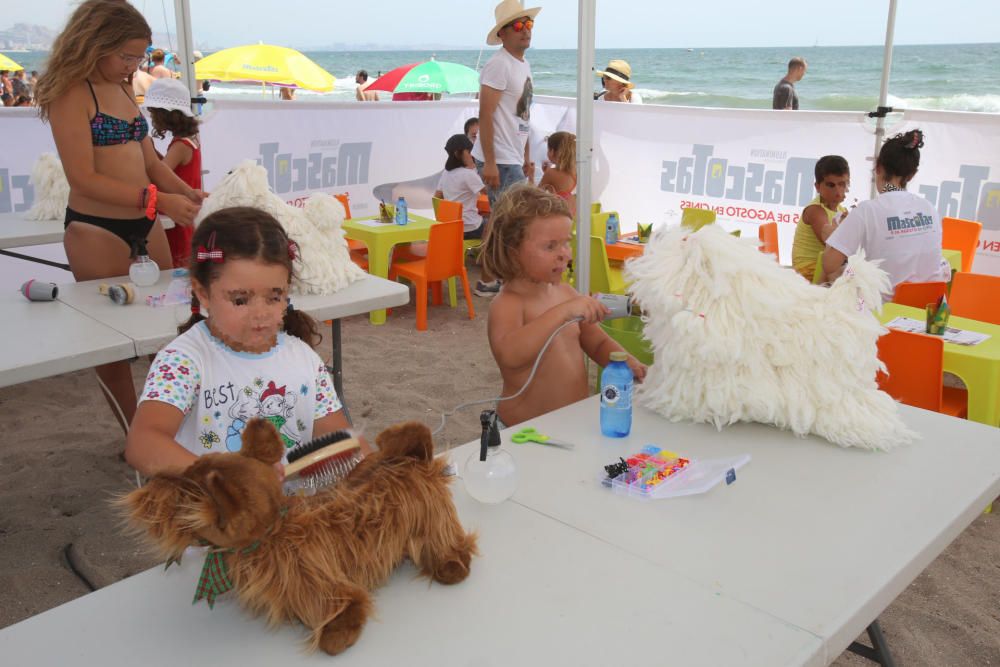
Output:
[35,0,204,436]
[538,132,577,213]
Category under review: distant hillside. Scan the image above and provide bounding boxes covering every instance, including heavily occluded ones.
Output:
[0,23,56,50]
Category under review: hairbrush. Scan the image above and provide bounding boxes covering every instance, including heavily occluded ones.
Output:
[283,430,362,494]
[99,282,135,305]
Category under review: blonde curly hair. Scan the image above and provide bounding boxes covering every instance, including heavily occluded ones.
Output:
[35,0,152,121]
[479,183,572,282]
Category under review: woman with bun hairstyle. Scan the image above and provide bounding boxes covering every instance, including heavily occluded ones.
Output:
[822,129,950,299]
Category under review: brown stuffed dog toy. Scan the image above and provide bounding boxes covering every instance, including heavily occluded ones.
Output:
[119,419,477,655]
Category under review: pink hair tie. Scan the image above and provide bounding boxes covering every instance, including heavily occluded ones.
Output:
[288,240,300,260]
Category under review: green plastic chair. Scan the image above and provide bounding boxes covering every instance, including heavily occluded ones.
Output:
[812,250,825,284]
[595,316,654,390]
[589,235,626,294]
[590,210,619,238]
[681,208,717,230]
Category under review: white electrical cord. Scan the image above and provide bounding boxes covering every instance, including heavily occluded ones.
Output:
[431,317,584,437]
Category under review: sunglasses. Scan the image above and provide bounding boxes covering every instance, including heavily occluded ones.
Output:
[505,18,534,32]
[118,53,146,67]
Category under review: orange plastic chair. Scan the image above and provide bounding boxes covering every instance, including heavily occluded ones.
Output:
[949,271,1000,325]
[335,192,367,264]
[941,216,982,273]
[892,281,948,309]
[758,222,778,259]
[876,329,967,417]
[389,220,474,331]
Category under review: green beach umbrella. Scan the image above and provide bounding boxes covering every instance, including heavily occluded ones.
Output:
[367,61,480,95]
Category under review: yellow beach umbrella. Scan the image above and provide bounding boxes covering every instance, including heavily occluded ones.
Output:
[195,44,334,92]
[0,53,24,71]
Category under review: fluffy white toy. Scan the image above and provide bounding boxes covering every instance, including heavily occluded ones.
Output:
[195,160,365,295]
[25,153,70,221]
[624,224,915,451]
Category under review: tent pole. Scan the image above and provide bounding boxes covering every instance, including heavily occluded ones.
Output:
[871,0,898,199]
[172,0,197,101]
[574,0,596,295]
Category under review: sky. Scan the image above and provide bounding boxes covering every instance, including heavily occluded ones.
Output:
[7,0,1000,50]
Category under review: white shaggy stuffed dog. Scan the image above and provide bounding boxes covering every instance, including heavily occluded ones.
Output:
[195,160,365,295]
[25,153,70,221]
[625,224,914,451]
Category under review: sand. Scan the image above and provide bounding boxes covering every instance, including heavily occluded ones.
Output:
[1,268,998,665]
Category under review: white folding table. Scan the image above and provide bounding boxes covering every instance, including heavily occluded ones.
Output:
[447,396,1000,665]
[0,288,133,388]
[54,271,409,401]
[0,212,67,270]
[0,474,824,666]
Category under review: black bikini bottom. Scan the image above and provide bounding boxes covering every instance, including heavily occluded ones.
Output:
[64,207,154,248]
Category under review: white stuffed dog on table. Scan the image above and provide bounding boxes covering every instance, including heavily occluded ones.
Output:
[195,160,365,295]
[625,224,914,451]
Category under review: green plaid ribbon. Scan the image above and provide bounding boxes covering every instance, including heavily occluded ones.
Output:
[193,549,235,608]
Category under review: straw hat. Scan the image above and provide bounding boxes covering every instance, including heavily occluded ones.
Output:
[486,0,542,46]
[141,78,194,117]
[595,59,635,89]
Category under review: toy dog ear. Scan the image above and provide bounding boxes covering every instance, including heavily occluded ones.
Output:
[374,421,434,461]
[115,475,195,556]
[239,418,284,464]
[202,469,241,530]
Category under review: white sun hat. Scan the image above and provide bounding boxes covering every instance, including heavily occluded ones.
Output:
[486,0,542,46]
[141,78,194,117]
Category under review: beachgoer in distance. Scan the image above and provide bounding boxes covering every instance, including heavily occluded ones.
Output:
[480,184,646,427]
[594,59,642,103]
[791,155,850,282]
[11,70,29,100]
[433,134,499,295]
[279,86,295,101]
[125,208,359,477]
[464,116,479,143]
[473,0,541,295]
[0,71,12,96]
[1,93,12,107]
[435,134,489,239]
[35,0,204,435]
[148,49,172,79]
[772,56,806,110]
[822,129,950,299]
[14,95,31,107]
[538,131,576,212]
[355,70,379,101]
[473,0,540,200]
[131,66,153,102]
[144,77,203,268]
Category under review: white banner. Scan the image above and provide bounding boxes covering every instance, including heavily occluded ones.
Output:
[198,99,477,216]
[3,99,998,272]
[0,108,56,215]
[894,109,1000,274]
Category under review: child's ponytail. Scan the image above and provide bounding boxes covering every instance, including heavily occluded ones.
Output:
[283,305,321,348]
[177,294,206,335]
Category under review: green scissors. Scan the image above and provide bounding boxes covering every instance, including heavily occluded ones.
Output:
[511,428,574,450]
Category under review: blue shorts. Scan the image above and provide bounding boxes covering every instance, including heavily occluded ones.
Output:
[474,159,527,209]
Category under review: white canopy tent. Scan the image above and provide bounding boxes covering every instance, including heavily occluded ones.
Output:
[167,0,907,294]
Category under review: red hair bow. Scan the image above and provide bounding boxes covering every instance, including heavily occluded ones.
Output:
[195,246,224,263]
[288,241,299,260]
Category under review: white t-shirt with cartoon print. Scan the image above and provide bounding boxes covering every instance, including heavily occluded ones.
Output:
[826,190,950,300]
[139,322,342,461]
[471,48,532,166]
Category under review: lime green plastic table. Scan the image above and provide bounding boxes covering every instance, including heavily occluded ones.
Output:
[344,214,455,325]
[942,249,962,274]
[880,303,1000,428]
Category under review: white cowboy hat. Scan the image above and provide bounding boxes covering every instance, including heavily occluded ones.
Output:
[486,0,542,46]
[595,59,635,89]
[141,77,194,117]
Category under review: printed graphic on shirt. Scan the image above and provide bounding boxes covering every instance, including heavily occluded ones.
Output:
[516,78,533,124]
[223,379,302,452]
[886,213,934,235]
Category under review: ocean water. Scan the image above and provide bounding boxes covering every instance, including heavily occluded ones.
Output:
[9,43,1000,112]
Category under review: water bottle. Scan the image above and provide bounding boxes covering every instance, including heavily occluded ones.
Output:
[600,351,633,437]
[395,196,408,225]
[605,212,619,245]
[129,238,160,287]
